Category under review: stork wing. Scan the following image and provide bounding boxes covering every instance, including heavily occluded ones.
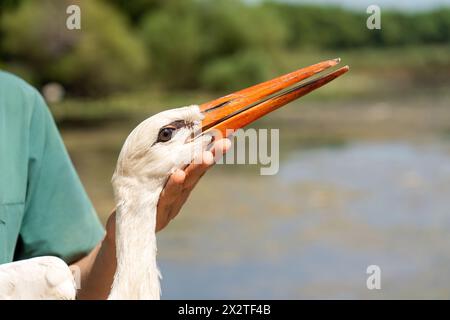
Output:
[0,256,76,300]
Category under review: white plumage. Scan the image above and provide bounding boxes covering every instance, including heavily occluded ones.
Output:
[109,105,210,299]
[0,256,76,300]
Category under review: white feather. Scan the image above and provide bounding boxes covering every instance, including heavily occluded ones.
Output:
[109,105,211,299]
[0,256,76,300]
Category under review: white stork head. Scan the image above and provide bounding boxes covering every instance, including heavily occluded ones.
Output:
[113,59,348,190]
[109,59,348,300]
[112,105,210,189]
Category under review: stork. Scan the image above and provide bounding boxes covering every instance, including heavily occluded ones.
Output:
[108,59,348,299]
[0,59,347,300]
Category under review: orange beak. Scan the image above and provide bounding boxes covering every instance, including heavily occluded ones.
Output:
[198,58,349,138]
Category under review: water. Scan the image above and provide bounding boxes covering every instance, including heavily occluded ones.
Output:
[156,140,450,299]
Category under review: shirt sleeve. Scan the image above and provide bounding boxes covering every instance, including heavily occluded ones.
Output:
[14,90,105,263]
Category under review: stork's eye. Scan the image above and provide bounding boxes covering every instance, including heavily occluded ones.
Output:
[157,127,175,143]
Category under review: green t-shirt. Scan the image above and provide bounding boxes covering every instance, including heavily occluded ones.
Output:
[0,71,105,264]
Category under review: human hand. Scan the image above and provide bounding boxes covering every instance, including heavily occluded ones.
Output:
[155,138,231,232]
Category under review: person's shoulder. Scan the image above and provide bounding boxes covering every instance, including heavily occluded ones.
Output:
[0,70,40,98]
[0,70,46,116]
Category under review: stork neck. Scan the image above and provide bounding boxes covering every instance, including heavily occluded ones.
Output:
[109,181,164,300]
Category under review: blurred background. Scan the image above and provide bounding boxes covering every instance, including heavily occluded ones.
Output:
[1,0,450,298]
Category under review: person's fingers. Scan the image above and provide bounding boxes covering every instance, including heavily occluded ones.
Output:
[171,168,187,184]
[168,150,214,217]
[210,138,231,158]
[156,169,186,231]
[156,138,232,232]
[183,151,213,189]
[182,138,231,190]
[158,169,185,210]
[161,169,186,197]
[167,188,190,221]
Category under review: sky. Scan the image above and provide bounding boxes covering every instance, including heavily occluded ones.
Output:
[260,0,450,11]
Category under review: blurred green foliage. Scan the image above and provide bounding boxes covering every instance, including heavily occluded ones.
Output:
[1,0,148,95]
[139,0,285,89]
[0,0,449,95]
[200,50,275,91]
